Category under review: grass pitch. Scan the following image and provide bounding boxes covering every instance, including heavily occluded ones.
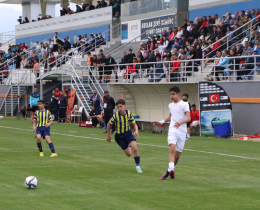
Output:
[0,118,260,210]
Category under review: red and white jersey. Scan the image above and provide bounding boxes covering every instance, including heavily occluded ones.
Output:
[169,100,190,133]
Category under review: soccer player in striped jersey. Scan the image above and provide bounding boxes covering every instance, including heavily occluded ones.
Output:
[33,100,57,157]
[106,99,142,173]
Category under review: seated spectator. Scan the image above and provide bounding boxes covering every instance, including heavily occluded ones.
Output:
[63,38,71,51]
[242,41,252,55]
[251,39,260,54]
[89,2,95,10]
[236,51,254,79]
[48,53,56,69]
[76,5,83,13]
[243,50,260,80]
[96,1,102,8]
[145,56,163,82]
[88,106,103,127]
[67,7,74,14]
[211,50,231,81]
[101,0,108,7]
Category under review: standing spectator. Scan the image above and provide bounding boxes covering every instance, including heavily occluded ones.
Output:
[90,89,102,115]
[53,32,60,52]
[55,87,61,101]
[30,87,40,123]
[127,49,136,63]
[15,51,21,69]
[106,54,117,82]
[97,54,107,83]
[50,89,59,121]
[103,90,115,133]
[33,59,40,77]
[58,91,68,123]
[170,54,180,82]
[96,1,102,8]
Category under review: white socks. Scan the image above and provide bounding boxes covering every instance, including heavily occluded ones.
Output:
[168,162,175,172]
[187,134,190,138]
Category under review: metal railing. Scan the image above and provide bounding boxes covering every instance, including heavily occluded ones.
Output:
[39,23,122,70]
[0,34,54,70]
[0,31,15,44]
[79,55,260,83]
[203,15,260,58]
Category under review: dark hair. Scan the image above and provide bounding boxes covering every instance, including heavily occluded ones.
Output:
[34,87,38,89]
[38,100,45,104]
[191,104,196,107]
[116,99,126,106]
[169,86,180,93]
[182,93,189,98]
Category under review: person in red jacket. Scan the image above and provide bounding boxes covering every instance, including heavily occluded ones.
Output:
[190,104,200,131]
[170,54,180,82]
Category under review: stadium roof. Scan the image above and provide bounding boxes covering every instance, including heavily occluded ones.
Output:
[0,0,85,4]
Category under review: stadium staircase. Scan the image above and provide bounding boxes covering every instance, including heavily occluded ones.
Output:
[0,85,26,115]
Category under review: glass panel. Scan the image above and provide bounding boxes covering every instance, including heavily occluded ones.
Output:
[121,0,177,18]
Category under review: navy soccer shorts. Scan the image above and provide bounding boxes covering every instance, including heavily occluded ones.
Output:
[36,127,50,137]
[115,130,136,150]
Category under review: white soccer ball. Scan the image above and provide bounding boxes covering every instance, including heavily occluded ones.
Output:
[0,116,3,119]
[24,176,38,189]
[243,137,248,141]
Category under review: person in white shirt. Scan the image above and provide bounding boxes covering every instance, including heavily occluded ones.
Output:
[175,27,183,39]
[152,86,191,180]
[35,42,41,50]
[48,39,54,49]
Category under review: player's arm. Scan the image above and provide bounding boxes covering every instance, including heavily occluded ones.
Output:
[33,112,37,132]
[175,112,191,128]
[45,113,53,128]
[106,121,111,142]
[152,115,171,126]
[33,121,36,132]
[132,122,139,137]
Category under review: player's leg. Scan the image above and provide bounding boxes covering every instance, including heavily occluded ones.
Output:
[44,128,57,157]
[161,133,177,180]
[186,122,191,140]
[36,133,44,156]
[129,140,142,173]
[174,132,186,166]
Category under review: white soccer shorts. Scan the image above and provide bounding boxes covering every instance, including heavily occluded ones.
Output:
[167,131,186,152]
[191,121,200,127]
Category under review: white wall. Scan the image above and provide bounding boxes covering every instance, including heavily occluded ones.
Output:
[189,0,220,6]
[22,4,31,22]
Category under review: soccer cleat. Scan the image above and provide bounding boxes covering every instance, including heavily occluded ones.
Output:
[136,167,142,173]
[186,137,191,140]
[50,153,58,157]
[40,152,44,157]
[161,170,170,180]
[169,170,175,179]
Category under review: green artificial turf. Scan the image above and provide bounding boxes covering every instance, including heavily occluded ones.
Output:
[0,118,260,210]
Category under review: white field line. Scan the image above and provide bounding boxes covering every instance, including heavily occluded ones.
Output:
[1,126,260,161]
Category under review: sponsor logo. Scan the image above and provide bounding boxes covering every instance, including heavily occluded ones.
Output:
[209,94,220,103]
[89,15,94,18]
[200,97,208,101]
[220,96,229,100]
[82,16,86,20]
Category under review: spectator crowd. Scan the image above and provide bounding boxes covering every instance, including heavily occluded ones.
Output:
[96,8,260,82]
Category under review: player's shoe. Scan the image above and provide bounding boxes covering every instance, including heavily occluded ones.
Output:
[169,170,175,179]
[136,167,142,173]
[186,137,191,140]
[40,152,44,157]
[161,170,170,180]
[50,153,58,157]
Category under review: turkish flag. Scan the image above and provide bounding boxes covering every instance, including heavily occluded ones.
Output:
[209,94,220,103]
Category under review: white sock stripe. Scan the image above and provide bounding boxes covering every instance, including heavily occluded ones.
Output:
[1,126,260,161]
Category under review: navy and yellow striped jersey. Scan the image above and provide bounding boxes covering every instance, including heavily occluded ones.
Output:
[109,110,136,134]
[34,110,53,128]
